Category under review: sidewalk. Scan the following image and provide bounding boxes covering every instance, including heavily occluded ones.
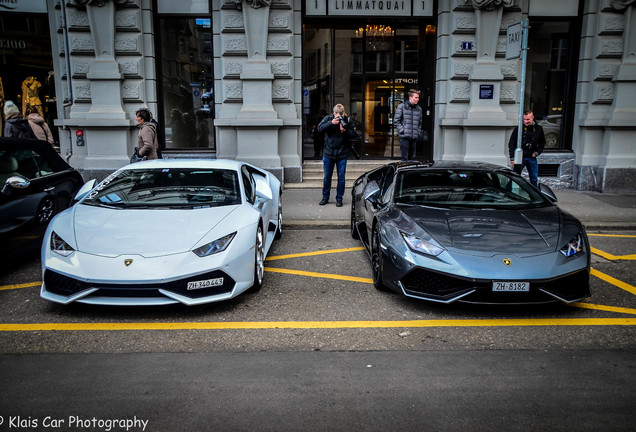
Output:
[282,188,636,230]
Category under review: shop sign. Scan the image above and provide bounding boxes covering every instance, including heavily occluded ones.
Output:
[306,0,433,17]
[0,0,47,13]
[0,38,27,50]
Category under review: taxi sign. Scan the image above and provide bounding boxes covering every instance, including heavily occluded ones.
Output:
[506,22,523,60]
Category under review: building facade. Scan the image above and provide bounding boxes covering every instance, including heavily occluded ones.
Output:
[1,0,634,191]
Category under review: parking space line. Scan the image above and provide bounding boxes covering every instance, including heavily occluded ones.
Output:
[266,247,365,261]
[591,268,636,296]
[588,234,636,238]
[265,267,372,284]
[570,302,636,316]
[0,318,634,332]
[591,247,636,261]
[0,282,41,291]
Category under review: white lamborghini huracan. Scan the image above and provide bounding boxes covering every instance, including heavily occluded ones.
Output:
[41,159,282,306]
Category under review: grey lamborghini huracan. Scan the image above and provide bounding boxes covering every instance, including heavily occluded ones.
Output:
[350,161,591,304]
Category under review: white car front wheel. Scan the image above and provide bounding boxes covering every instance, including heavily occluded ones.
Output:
[251,224,265,291]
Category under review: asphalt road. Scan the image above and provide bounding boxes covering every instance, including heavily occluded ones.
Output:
[0,229,635,431]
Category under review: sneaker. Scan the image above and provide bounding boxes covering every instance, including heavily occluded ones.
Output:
[336,200,343,207]
[319,198,329,205]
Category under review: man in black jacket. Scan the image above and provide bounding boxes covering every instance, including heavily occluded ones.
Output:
[317,104,357,207]
[508,110,546,188]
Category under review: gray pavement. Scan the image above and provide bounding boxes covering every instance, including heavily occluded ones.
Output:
[283,187,636,230]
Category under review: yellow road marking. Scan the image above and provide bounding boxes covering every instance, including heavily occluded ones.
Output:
[264,267,372,284]
[266,247,365,261]
[0,318,634,332]
[570,302,636,316]
[588,234,636,238]
[591,268,636,296]
[0,281,41,291]
[591,247,636,261]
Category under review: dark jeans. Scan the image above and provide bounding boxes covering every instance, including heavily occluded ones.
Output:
[399,137,416,161]
[515,157,539,188]
[322,156,347,201]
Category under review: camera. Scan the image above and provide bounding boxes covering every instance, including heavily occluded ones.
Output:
[337,115,349,127]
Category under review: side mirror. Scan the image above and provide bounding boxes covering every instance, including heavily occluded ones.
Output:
[5,175,30,189]
[539,183,557,202]
[254,175,273,200]
[363,180,381,207]
[2,175,30,195]
[74,179,97,203]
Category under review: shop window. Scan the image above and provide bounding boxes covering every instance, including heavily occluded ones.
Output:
[0,14,57,145]
[526,21,575,150]
[158,17,214,150]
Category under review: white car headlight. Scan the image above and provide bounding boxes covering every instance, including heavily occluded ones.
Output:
[401,231,444,257]
[192,232,236,257]
[51,232,75,257]
[560,233,583,257]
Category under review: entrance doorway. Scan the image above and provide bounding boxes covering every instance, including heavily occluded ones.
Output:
[302,23,434,161]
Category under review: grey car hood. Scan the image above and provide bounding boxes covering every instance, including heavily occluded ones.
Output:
[399,205,562,255]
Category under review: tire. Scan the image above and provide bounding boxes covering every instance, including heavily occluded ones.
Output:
[37,197,55,224]
[274,191,282,240]
[350,199,359,240]
[251,224,265,292]
[371,225,388,291]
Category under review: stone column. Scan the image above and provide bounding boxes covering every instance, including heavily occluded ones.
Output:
[460,0,513,166]
[608,0,636,122]
[64,0,132,173]
[226,0,282,168]
[465,0,512,120]
[73,0,127,119]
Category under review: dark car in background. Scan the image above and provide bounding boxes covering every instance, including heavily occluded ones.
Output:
[0,137,84,263]
[350,161,591,305]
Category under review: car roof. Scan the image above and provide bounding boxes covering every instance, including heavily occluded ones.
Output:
[123,158,247,171]
[0,137,74,173]
[390,160,511,173]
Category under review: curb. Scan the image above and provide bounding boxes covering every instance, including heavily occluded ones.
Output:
[284,221,636,231]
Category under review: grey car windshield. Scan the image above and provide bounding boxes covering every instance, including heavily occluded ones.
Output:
[83,168,241,208]
[394,169,550,209]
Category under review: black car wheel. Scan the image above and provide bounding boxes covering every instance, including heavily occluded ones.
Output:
[37,197,55,224]
[251,224,265,292]
[371,225,387,291]
[350,199,359,240]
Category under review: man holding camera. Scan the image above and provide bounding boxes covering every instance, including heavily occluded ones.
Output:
[317,103,357,207]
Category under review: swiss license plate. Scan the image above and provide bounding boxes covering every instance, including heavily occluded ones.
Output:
[492,281,530,292]
[187,277,224,290]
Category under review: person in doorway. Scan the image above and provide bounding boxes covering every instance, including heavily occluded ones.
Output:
[394,89,422,161]
[3,100,36,139]
[25,105,54,145]
[135,108,159,160]
[317,103,357,207]
[508,109,546,188]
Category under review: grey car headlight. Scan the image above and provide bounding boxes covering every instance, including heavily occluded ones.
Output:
[192,232,236,257]
[560,233,583,257]
[401,231,444,257]
[51,232,75,257]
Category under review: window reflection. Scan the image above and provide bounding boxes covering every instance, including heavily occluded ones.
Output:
[159,17,214,150]
[527,21,573,150]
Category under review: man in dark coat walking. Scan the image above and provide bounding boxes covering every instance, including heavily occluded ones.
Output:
[394,89,422,161]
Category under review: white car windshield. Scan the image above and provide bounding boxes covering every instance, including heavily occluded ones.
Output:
[83,168,241,208]
[394,169,550,209]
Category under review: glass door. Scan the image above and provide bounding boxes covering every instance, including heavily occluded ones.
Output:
[302,24,428,160]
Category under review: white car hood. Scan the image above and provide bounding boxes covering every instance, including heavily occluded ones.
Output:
[73,204,238,257]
